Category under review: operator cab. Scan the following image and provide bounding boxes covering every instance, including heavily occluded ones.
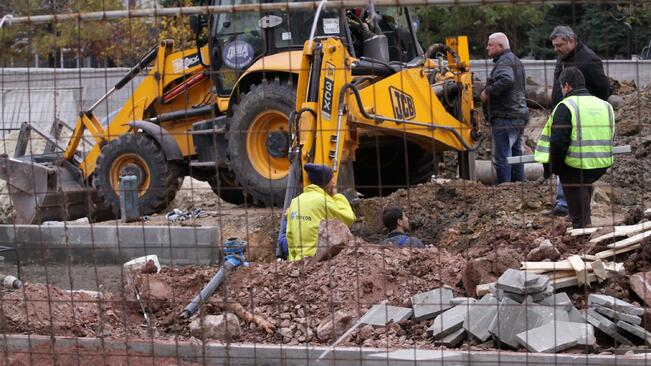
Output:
[192,0,422,96]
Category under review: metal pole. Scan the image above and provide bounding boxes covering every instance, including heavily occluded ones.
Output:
[1,0,631,26]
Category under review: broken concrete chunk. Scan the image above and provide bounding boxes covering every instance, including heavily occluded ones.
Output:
[433,327,466,347]
[189,313,241,341]
[593,304,642,325]
[540,292,572,311]
[360,303,413,328]
[411,288,454,321]
[463,294,498,342]
[516,321,580,353]
[584,309,633,346]
[427,302,473,339]
[617,320,651,344]
[588,294,644,316]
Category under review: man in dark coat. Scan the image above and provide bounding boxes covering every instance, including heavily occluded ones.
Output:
[545,25,611,217]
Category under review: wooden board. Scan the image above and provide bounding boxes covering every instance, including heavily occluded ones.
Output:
[590,222,651,244]
[476,283,492,297]
[522,260,621,272]
[567,255,589,286]
[567,227,600,236]
[595,243,642,259]
[606,229,651,249]
[591,259,608,281]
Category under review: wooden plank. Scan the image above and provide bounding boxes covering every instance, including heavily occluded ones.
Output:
[522,260,572,271]
[552,273,597,290]
[606,230,651,249]
[567,255,589,286]
[591,259,608,281]
[546,270,578,280]
[595,243,641,259]
[579,254,598,261]
[590,222,651,244]
[568,227,600,236]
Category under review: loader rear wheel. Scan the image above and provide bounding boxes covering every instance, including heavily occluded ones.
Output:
[208,169,251,206]
[95,133,181,217]
[228,80,295,206]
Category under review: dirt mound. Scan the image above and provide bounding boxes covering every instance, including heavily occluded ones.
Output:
[602,84,651,207]
[0,283,142,338]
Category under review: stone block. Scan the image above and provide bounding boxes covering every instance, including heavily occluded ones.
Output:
[411,288,454,321]
[516,321,580,353]
[360,303,413,328]
[451,297,477,306]
[540,292,572,311]
[428,302,473,339]
[495,269,550,295]
[488,298,526,349]
[588,294,644,316]
[189,313,241,341]
[584,309,633,345]
[463,294,498,342]
[433,328,466,347]
[617,320,651,344]
[593,304,642,325]
[567,305,585,324]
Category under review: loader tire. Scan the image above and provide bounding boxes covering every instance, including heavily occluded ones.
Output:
[208,169,250,206]
[228,80,295,206]
[95,133,181,217]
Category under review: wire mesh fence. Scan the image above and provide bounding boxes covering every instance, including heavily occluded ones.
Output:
[0,0,649,364]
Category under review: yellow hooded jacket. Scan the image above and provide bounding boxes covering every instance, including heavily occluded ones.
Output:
[286,184,356,261]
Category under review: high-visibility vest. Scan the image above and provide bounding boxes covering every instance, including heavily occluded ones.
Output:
[534,95,615,169]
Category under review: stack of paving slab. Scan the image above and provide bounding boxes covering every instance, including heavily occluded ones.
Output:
[518,256,624,290]
[419,269,595,352]
[584,293,651,346]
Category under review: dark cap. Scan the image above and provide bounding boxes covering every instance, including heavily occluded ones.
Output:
[304,163,333,187]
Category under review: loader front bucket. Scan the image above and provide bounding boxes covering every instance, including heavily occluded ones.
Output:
[0,153,112,224]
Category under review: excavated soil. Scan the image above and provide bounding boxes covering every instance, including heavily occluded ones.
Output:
[0,80,649,352]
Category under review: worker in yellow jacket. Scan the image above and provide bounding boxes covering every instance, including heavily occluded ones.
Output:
[286,163,356,261]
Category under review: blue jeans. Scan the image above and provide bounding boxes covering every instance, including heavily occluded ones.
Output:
[556,176,568,209]
[491,118,525,184]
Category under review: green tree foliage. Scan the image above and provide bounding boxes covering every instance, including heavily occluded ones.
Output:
[416,3,651,60]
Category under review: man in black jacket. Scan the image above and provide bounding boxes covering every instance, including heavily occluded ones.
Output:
[546,25,611,216]
[481,32,528,184]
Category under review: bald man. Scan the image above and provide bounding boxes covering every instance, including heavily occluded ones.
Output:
[481,32,528,184]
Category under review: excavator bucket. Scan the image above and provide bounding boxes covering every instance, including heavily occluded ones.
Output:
[0,122,110,224]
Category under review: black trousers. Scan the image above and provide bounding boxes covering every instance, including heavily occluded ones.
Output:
[559,166,607,229]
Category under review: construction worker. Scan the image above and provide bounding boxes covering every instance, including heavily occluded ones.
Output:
[286,164,356,261]
[546,25,611,217]
[534,67,615,229]
[379,207,424,248]
[480,32,528,184]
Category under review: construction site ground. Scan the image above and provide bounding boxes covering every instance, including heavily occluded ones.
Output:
[0,82,650,357]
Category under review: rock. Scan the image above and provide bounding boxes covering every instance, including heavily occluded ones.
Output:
[133,274,173,312]
[461,252,520,297]
[316,310,356,341]
[190,313,241,340]
[358,324,374,340]
[630,272,651,306]
[608,95,625,110]
[315,220,354,261]
[278,327,293,338]
[526,242,561,262]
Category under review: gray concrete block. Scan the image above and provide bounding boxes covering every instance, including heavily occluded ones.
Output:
[617,320,651,344]
[360,303,413,328]
[540,292,572,311]
[450,297,477,305]
[463,294,498,342]
[516,321,580,353]
[527,303,570,327]
[0,224,221,265]
[584,309,633,345]
[411,288,454,321]
[593,304,642,325]
[567,305,585,324]
[433,328,466,348]
[428,302,473,339]
[488,297,526,349]
[588,294,644,316]
[496,268,550,295]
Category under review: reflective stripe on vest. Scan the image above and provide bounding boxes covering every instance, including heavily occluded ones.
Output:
[562,96,615,169]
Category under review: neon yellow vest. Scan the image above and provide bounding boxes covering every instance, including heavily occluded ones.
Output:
[534,95,614,169]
